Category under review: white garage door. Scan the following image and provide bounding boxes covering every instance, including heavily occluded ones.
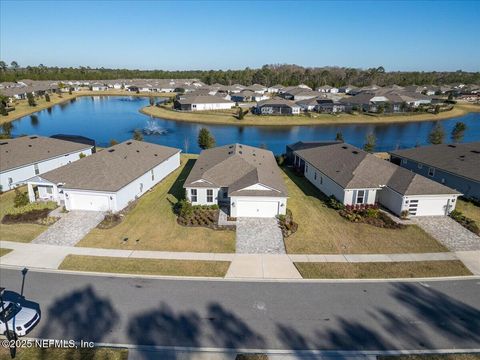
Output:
[408,197,450,217]
[236,200,279,218]
[69,193,110,211]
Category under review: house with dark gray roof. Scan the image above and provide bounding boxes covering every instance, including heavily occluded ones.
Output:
[184,144,287,218]
[292,142,460,217]
[390,142,480,201]
[255,98,300,115]
[0,135,94,191]
[26,140,181,212]
[174,95,234,111]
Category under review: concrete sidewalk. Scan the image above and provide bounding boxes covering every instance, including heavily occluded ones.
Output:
[1,240,478,278]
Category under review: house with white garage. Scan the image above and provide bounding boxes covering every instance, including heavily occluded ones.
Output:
[390,142,480,201]
[174,95,234,111]
[292,142,460,217]
[0,135,93,192]
[184,144,287,218]
[26,140,180,212]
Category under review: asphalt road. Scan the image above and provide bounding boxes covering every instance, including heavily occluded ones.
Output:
[1,268,479,352]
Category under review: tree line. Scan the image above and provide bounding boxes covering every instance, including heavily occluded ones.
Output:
[1,62,479,88]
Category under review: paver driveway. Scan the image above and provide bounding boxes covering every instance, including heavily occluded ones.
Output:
[412,216,480,251]
[236,217,285,254]
[32,210,105,246]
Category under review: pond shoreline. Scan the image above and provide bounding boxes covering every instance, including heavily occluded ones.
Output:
[4,91,479,127]
[140,102,480,127]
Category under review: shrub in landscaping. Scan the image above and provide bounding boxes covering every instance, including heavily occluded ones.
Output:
[338,204,404,229]
[400,210,409,220]
[327,195,345,210]
[27,92,36,107]
[450,210,479,235]
[174,199,193,218]
[98,212,123,229]
[277,208,298,238]
[13,189,29,208]
[276,154,285,166]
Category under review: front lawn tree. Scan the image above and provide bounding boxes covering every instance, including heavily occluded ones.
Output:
[133,129,144,141]
[335,132,344,142]
[428,122,445,145]
[198,127,215,149]
[27,92,36,107]
[149,97,154,107]
[45,93,50,102]
[451,121,467,143]
[363,133,376,152]
[0,102,8,116]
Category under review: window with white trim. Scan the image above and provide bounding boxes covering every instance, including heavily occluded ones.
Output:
[191,189,197,202]
[356,190,366,204]
[207,189,213,203]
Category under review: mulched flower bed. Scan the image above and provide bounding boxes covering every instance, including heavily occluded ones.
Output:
[338,204,405,229]
[278,209,299,238]
[97,200,138,229]
[2,208,53,224]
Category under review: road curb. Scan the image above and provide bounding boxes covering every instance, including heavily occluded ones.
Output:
[2,264,479,283]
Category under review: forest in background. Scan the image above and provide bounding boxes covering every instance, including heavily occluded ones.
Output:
[1,62,479,88]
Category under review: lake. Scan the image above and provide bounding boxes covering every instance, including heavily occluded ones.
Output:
[10,96,480,154]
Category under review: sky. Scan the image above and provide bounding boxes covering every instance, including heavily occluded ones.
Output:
[1,0,479,72]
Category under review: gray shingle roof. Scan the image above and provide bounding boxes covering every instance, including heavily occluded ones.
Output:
[184,144,287,197]
[0,136,93,172]
[295,143,459,195]
[38,140,180,192]
[390,142,480,182]
[176,95,233,105]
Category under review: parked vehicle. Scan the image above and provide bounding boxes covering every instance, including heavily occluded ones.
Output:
[0,301,40,337]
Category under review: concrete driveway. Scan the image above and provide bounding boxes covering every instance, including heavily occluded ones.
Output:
[412,216,480,251]
[32,210,105,246]
[236,217,285,254]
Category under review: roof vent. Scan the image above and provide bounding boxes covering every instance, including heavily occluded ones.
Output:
[29,136,38,139]
[0,142,8,145]
[28,144,32,147]
[342,146,348,149]
[239,151,242,154]
[154,154,158,156]
[471,150,480,154]
[126,141,132,145]
[108,149,115,153]
[448,144,456,148]
[136,150,140,153]
[352,150,359,154]
[228,151,233,155]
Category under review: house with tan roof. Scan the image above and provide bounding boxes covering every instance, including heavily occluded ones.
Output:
[26,140,181,212]
[0,136,94,192]
[293,142,460,217]
[184,144,287,218]
[174,95,234,111]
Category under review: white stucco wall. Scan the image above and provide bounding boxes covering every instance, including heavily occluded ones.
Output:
[0,147,93,191]
[191,102,234,111]
[303,160,345,202]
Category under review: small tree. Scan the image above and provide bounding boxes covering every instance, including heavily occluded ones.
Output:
[434,105,441,114]
[197,127,215,149]
[133,129,144,141]
[363,133,376,152]
[451,121,467,143]
[110,139,119,146]
[27,92,36,107]
[69,87,73,95]
[335,132,344,142]
[14,189,29,208]
[45,93,50,102]
[0,102,8,116]
[149,97,155,107]
[237,107,244,120]
[428,122,445,145]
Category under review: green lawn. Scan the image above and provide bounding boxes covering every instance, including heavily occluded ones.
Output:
[0,188,50,242]
[282,167,448,254]
[59,255,230,277]
[77,155,236,252]
[456,199,480,226]
[296,261,472,279]
[0,347,128,360]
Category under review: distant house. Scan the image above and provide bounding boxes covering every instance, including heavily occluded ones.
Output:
[246,84,268,94]
[0,136,94,192]
[91,83,108,91]
[184,143,287,218]
[295,98,319,111]
[231,90,268,103]
[281,87,319,101]
[174,95,235,111]
[267,84,284,93]
[390,142,480,201]
[315,99,348,113]
[255,98,301,115]
[293,142,460,217]
[27,140,181,212]
[338,85,357,94]
[317,85,339,93]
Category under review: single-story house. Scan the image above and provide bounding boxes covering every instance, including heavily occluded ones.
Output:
[184,143,287,218]
[231,90,268,103]
[390,142,480,201]
[285,141,342,166]
[26,140,181,212]
[91,83,108,91]
[255,98,301,115]
[281,87,319,101]
[317,85,339,93]
[174,95,234,111]
[0,135,93,192]
[292,142,460,217]
[245,84,267,94]
[295,98,319,111]
[267,84,284,93]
